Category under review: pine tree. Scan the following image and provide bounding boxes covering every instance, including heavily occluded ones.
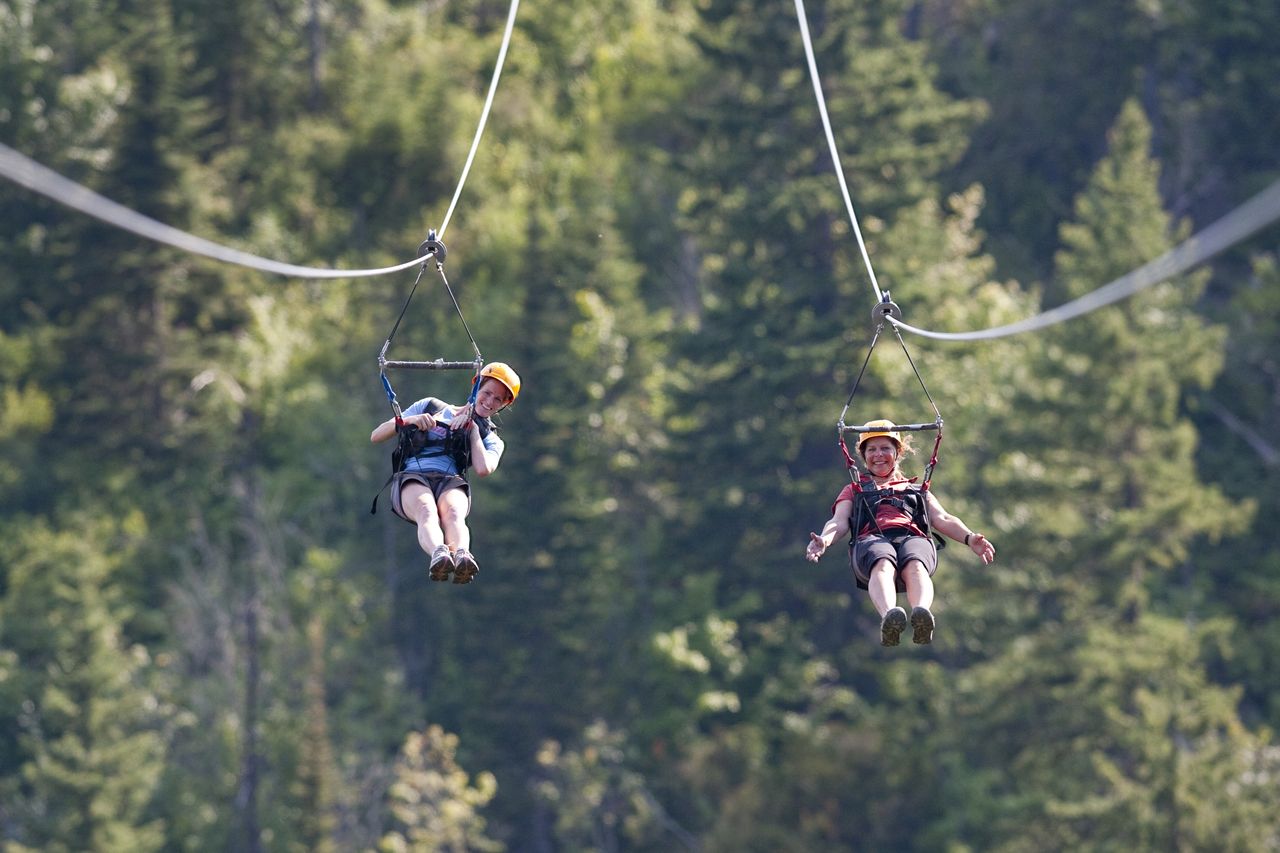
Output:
[3,0,235,535]
[931,0,1161,280]
[0,521,168,853]
[928,615,1278,851]
[1008,99,1234,621]
[376,725,500,853]
[895,97,1278,852]
[1197,254,1280,730]
[0,0,131,515]
[49,0,206,469]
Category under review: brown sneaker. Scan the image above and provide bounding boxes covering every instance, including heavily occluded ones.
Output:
[452,548,479,584]
[880,607,907,647]
[428,545,454,582]
[910,606,935,645]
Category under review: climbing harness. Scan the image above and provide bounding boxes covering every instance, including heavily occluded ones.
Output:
[390,398,493,478]
[846,471,939,546]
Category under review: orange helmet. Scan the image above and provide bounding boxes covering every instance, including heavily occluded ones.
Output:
[857,419,901,454]
[477,361,521,402]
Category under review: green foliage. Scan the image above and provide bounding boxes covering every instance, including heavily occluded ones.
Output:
[532,720,674,852]
[933,614,1276,852]
[929,0,1162,279]
[0,329,52,511]
[0,519,168,853]
[1,0,1278,848]
[1198,252,1280,728]
[377,725,501,853]
[925,100,1241,657]
[1154,0,1280,202]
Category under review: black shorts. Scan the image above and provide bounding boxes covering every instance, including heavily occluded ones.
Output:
[849,531,937,591]
[390,471,470,524]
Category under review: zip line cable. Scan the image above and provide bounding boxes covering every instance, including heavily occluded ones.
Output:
[889,177,1280,341]
[376,0,523,416]
[793,0,884,303]
[794,0,941,461]
[0,0,521,279]
[0,141,424,279]
[378,0,520,367]
[792,0,1280,344]
[437,0,519,240]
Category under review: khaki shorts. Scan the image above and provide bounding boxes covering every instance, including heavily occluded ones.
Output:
[390,471,470,524]
[850,531,937,591]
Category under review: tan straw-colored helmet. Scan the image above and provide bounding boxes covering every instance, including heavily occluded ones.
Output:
[857,418,902,454]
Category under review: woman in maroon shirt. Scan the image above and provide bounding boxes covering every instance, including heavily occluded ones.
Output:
[805,420,996,646]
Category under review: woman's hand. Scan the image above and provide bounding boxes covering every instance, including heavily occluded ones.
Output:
[408,413,437,431]
[450,403,475,432]
[968,533,996,565]
[806,532,829,563]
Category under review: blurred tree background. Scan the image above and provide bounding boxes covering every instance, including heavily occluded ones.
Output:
[1,0,1277,849]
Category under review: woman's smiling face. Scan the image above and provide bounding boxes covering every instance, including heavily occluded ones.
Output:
[861,436,900,475]
[474,379,513,417]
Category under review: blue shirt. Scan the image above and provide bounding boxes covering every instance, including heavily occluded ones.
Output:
[400,397,505,476]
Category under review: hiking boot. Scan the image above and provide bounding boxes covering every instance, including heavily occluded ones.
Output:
[428,545,454,582]
[452,548,479,584]
[910,606,935,645]
[880,606,908,647]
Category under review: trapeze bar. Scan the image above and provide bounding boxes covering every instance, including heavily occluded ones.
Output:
[840,421,941,434]
[381,358,480,371]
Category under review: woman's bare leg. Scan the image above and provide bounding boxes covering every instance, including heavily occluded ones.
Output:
[902,559,936,644]
[901,560,934,610]
[400,481,445,556]
[438,488,471,552]
[867,559,898,616]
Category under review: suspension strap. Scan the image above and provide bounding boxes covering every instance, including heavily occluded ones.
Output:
[887,317,943,489]
[837,293,944,485]
[921,425,943,490]
[837,294,899,468]
[381,234,442,359]
[377,230,485,421]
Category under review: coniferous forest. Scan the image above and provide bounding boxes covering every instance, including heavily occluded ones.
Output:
[2,0,1279,849]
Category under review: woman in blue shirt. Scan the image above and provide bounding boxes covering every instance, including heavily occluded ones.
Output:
[371,362,520,584]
